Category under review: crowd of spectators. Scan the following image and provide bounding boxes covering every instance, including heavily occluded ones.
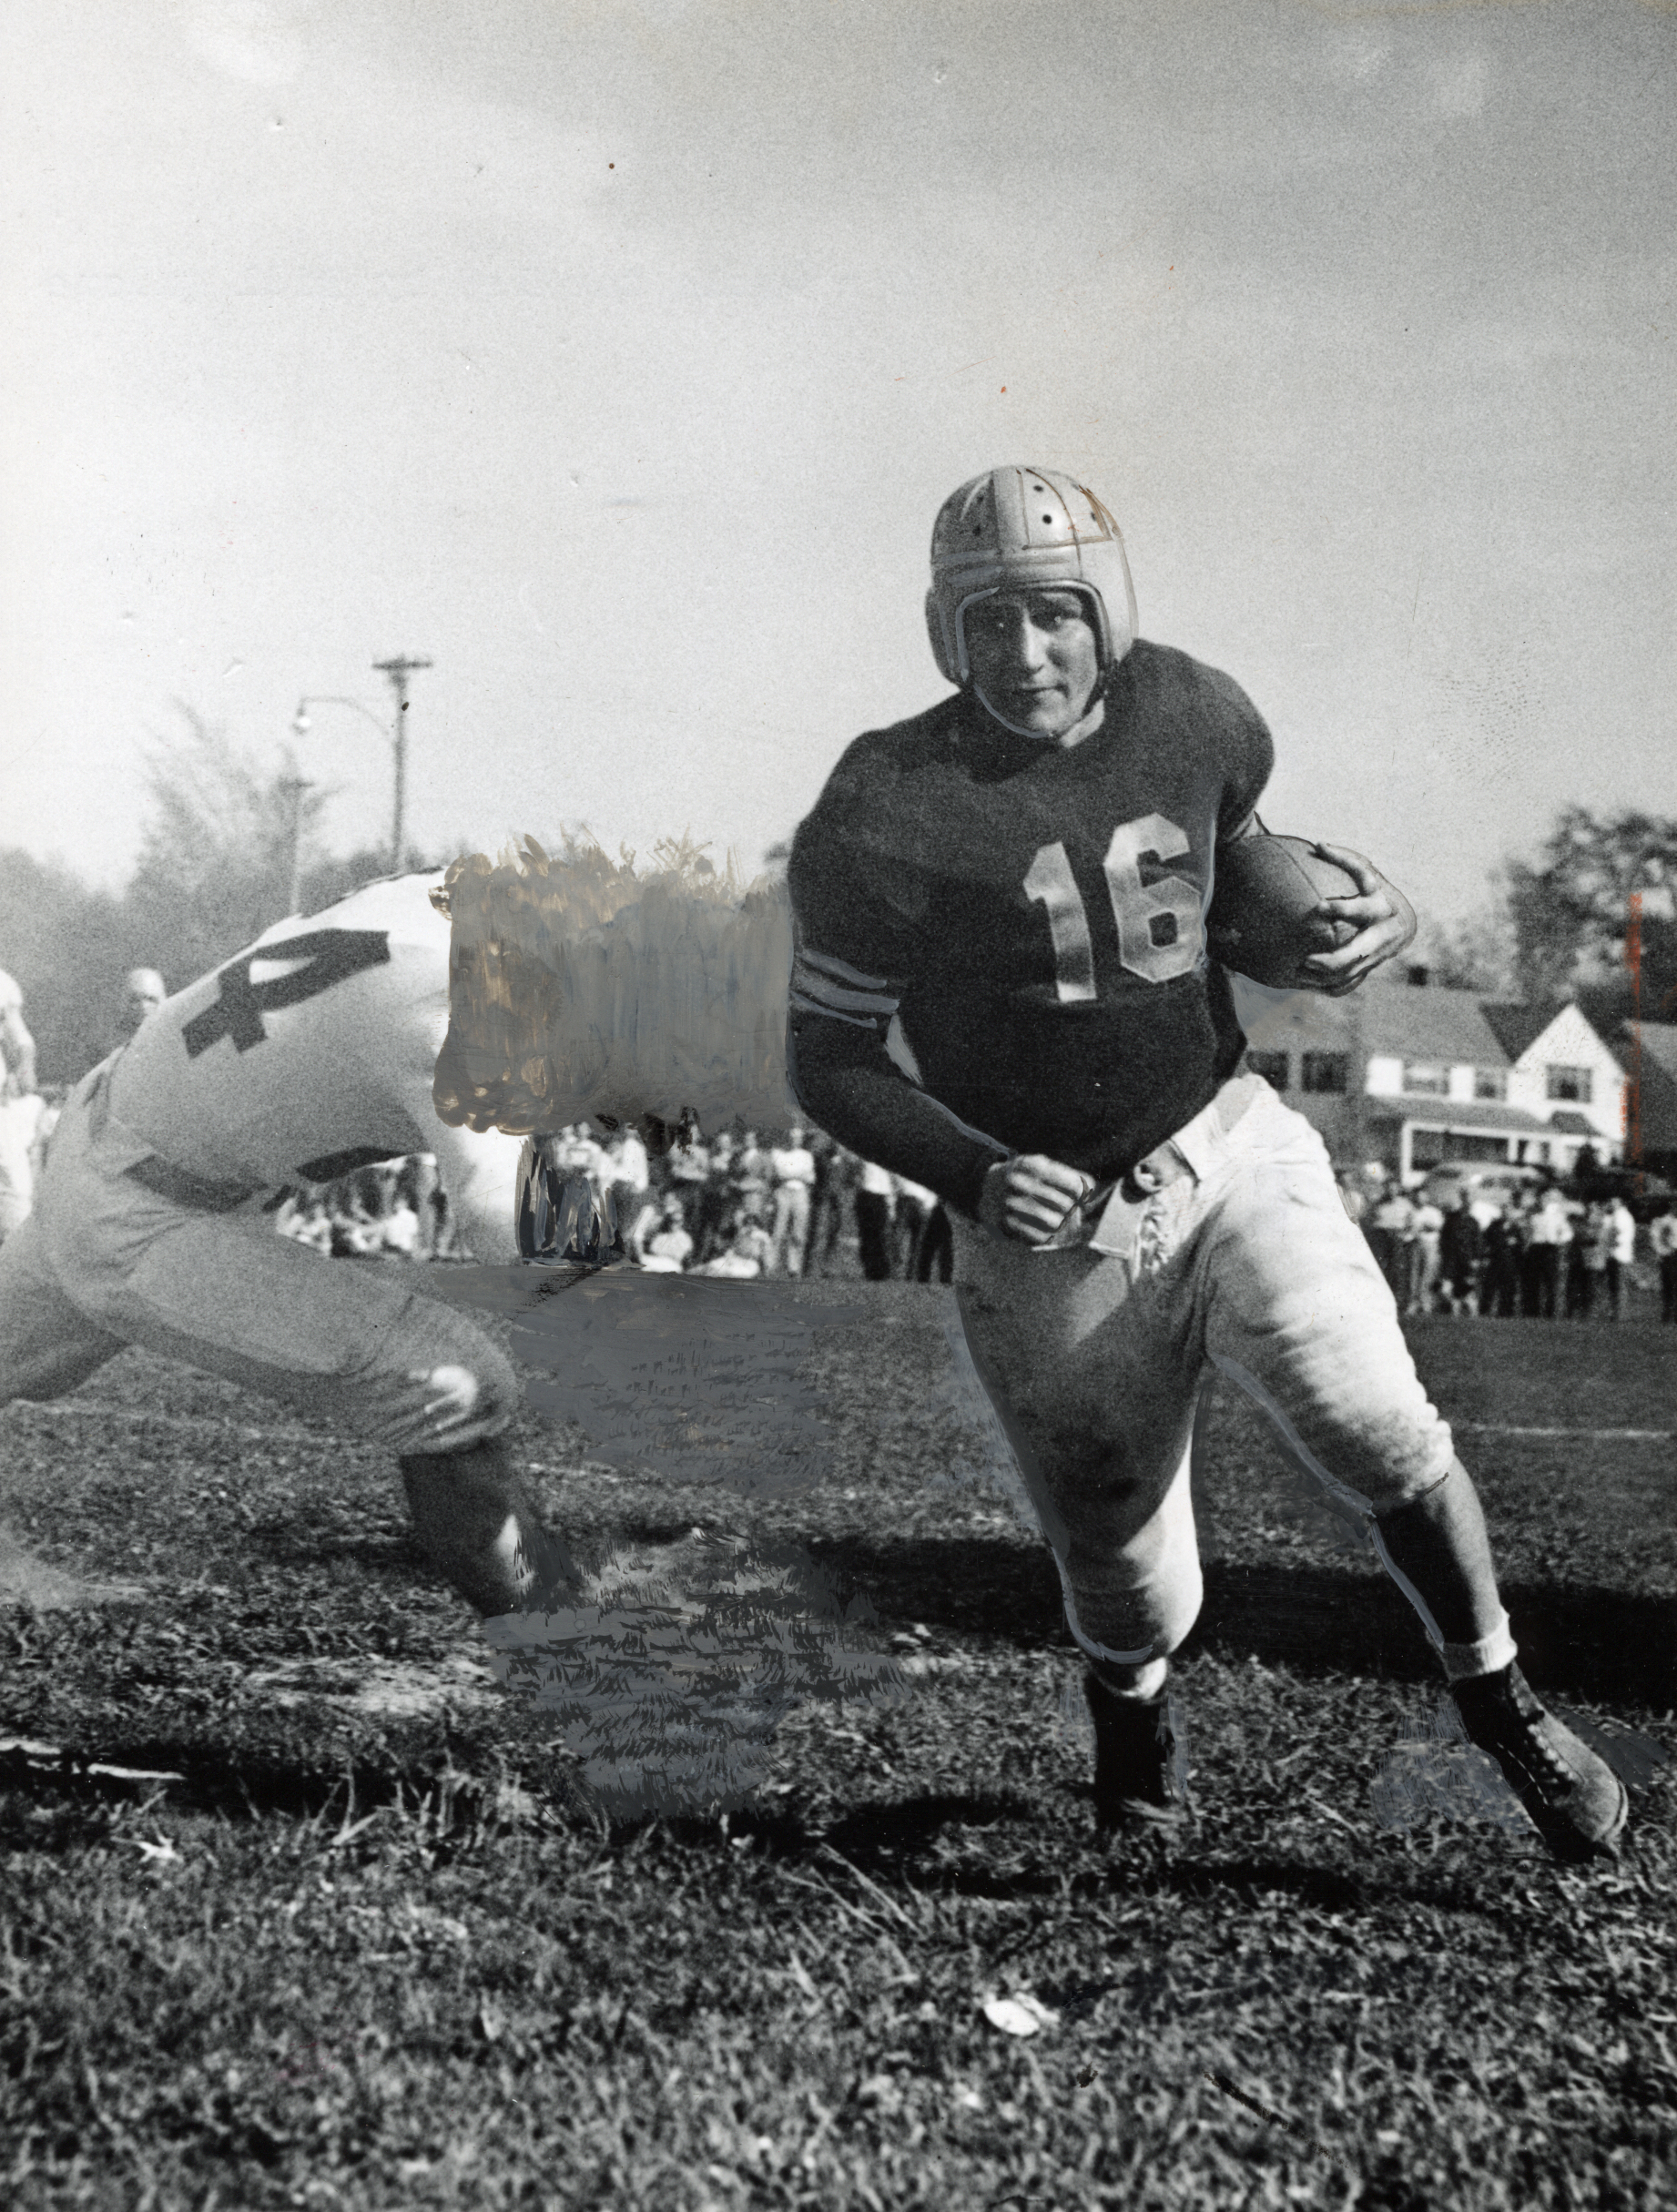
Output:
[1345,1167,1676,1323]
[273,1156,461,1262]
[517,1119,954,1284]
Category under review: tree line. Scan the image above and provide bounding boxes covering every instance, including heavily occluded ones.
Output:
[1417,804,1677,1038]
[0,714,425,1083]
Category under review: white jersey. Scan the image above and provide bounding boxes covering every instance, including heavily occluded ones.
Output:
[104,874,521,1257]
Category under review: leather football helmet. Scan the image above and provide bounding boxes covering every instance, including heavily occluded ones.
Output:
[925,464,1138,685]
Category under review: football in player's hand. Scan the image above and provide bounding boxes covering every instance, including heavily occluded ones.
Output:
[1206,835,1361,988]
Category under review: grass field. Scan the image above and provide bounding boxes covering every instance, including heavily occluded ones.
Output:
[2,1288,1674,2210]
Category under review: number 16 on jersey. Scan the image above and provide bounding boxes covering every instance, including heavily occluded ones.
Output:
[1024,813,1204,999]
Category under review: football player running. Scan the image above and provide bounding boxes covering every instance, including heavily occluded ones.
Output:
[0,871,570,1622]
[787,463,1626,1863]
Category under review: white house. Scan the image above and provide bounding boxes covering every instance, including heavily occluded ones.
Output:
[1235,968,1627,1184]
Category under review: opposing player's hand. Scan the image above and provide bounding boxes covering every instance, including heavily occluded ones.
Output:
[411,1363,484,1447]
[1299,841,1417,997]
[979,1154,1094,1246]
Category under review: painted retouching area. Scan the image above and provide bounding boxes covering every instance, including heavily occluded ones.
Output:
[484,1530,903,1821]
[432,835,794,1142]
[432,1263,863,1497]
[428,838,926,1817]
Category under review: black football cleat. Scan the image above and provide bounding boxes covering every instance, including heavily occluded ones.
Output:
[1452,1663,1629,1863]
[1084,1670,1187,1834]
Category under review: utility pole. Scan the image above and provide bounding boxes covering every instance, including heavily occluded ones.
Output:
[372,655,432,868]
[277,770,313,915]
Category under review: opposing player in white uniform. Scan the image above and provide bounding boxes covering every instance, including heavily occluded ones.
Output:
[788,464,1627,1862]
[0,874,568,1618]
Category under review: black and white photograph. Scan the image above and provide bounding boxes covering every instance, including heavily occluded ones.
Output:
[2,4,1674,2207]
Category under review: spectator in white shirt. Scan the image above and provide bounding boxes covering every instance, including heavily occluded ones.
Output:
[633,1197,694,1273]
[607,1126,649,1196]
[1408,1197,1445,1316]
[0,969,38,1101]
[1604,1196,1637,1319]
[665,1128,711,1240]
[1367,1182,1416,1305]
[732,1131,770,1223]
[123,968,168,1036]
[0,1088,46,1243]
[767,1124,816,1276]
[1568,1201,1608,1321]
[1525,1188,1574,1319]
[1650,1206,1677,1324]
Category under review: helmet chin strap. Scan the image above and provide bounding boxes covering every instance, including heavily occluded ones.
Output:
[973,679,1108,747]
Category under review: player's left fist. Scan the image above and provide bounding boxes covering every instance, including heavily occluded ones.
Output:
[1298,842,1417,997]
[979,1154,1094,1246]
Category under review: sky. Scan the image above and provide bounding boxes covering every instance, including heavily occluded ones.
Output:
[3,0,1674,928]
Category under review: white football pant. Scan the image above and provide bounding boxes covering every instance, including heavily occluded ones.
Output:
[0,1070,519,1456]
[952,1081,1455,1670]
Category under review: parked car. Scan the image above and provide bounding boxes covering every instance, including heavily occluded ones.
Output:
[1566,1162,1673,1218]
[1416,1163,1549,1223]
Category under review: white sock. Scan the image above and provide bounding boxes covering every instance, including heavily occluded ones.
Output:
[1441,1611,1517,1684]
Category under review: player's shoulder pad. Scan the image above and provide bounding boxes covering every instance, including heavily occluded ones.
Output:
[789,702,960,935]
[287,869,448,934]
[1130,638,1267,727]
[805,694,969,812]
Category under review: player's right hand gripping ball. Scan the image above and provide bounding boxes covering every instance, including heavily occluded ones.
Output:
[1206,835,1361,989]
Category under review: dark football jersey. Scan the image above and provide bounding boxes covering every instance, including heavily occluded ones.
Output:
[788,641,1274,1194]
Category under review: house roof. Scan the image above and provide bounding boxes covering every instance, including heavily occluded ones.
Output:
[1548,1111,1597,1134]
[1626,1023,1677,1152]
[1241,973,1621,1075]
[1479,1000,1570,1062]
[1632,1022,1677,1083]
[1354,976,1511,1066]
[1362,1096,1556,1135]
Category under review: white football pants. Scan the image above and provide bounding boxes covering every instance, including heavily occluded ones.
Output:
[0,1069,519,1456]
[952,1081,1455,1670]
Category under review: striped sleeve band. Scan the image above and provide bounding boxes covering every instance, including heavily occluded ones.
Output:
[790,943,900,1025]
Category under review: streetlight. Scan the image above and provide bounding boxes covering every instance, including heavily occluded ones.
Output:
[290,654,432,868]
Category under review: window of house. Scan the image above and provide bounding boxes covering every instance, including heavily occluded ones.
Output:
[1246,1050,1289,1091]
[1410,1128,1446,1169]
[1444,1131,1513,1162]
[1402,1061,1448,1096]
[1474,1069,1507,1101]
[1301,1051,1350,1095]
[1546,1065,1592,1104]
